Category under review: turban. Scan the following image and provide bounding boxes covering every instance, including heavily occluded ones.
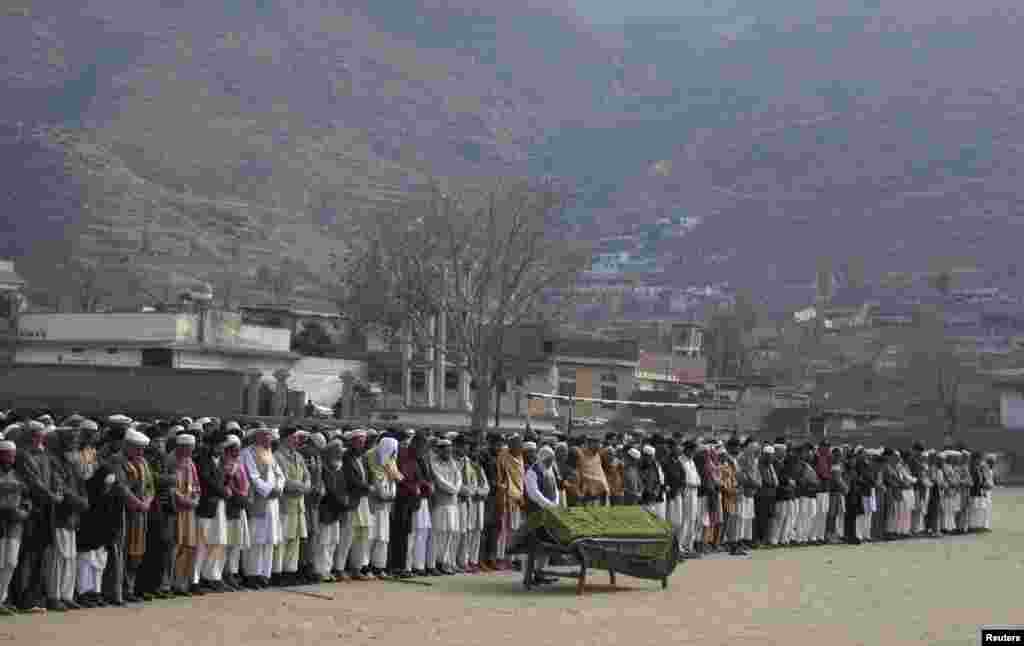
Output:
[222,434,242,449]
[124,429,150,448]
[522,441,538,451]
[176,434,197,448]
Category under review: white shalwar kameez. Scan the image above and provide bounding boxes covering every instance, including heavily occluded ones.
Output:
[428,456,462,571]
[369,439,400,570]
[242,446,284,579]
[407,497,432,572]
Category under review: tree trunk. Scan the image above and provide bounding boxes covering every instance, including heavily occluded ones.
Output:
[471,373,492,431]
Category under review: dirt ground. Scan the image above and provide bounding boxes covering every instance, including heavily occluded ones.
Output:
[8,488,1023,646]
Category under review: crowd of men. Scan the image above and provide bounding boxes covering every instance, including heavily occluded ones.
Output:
[0,411,999,615]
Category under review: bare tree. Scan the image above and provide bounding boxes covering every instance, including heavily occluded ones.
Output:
[337,179,590,429]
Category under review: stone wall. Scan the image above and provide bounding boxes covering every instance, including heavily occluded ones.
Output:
[0,363,247,418]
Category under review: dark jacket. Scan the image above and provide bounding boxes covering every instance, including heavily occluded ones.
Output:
[51,455,89,530]
[77,464,122,552]
[319,463,349,525]
[342,451,372,510]
[662,456,685,499]
[196,450,228,519]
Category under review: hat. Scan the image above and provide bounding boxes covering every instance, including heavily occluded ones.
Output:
[180,417,193,426]
[222,434,242,449]
[642,445,656,456]
[627,448,641,460]
[435,439,452,447]
[188,422,203,433]
[445,431,459,440]
[404,429,416,438]
[124,429,151,448]
[538,446,555,462]
[522,441,538,451]
[196,417,212,426]
[169,424,185,435]
[763,445,775,455]
[0,440,15,452]
[310,433,327,450]
[176,434,197,448]
[37,414,54,424]
[27,420,46,433]
[108,414,133,426]
[225,421,241,432]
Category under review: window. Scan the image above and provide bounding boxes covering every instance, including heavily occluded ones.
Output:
[141,348,174,368]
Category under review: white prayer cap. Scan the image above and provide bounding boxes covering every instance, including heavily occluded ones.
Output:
[225,421,241,432]
[181,417,193,425]
[522,441,538,451]
[642,445,656,457]
[81,419,99,432]
[169,425,184,435]
[222,434,242,449]
[628,448,641,460]
[197,417,212,426]
[404,428,417,438]
[763,445,775,455]
[445,431,459,440]
[187,422,203,433]
[310,433,327,450]
[124,429,150,448]
[176,434,197,448]
[435,439,452,447]
[37,414,54,424]
[27,420,46,433]
[0,440,16,452]
[108,414,133,425]
[538,446,555,462]
[271,428,280,441]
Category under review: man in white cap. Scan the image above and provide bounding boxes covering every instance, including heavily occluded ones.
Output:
[273,427,311,586]
[340,430,373,580]
[113,427,156,604]
[45,427,90,611]
[0,439,29,616]
[241,427,284,588]
[299,432,326,584]
[14,418,61,613]
[429,438,462,576]
[170,433,201,596]
[523,444,560,586]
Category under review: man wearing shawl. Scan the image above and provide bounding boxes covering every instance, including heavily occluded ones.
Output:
[700,444,723,551]
[494,435,525,570]
[340,431,373,580]
[464,441,490,573]
[524,445,560,586]
[367,436,402,578]
[13,420,60,613]
[573,434,610,507]
[46,427,90,611]
[242,427,284,588]
[641,444,667,519]
[736,441,761,550]
[754,445,777,548]
[811,442,832,544]
[220,434,250,591]
[299,432,326,583]
[429,439,463,575]
[273,428,311,586]
[0,440,29,616]
[317,438,348,581]
[117,428,155,602]
[171,434,201,596]
[399,431,433,576]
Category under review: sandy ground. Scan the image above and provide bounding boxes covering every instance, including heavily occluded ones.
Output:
[7,488,1023,646]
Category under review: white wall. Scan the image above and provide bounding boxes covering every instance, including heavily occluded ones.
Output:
[17,313,196,343]
[290,357,368,406]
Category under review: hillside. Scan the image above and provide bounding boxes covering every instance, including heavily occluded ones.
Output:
[5,1,1024,316]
